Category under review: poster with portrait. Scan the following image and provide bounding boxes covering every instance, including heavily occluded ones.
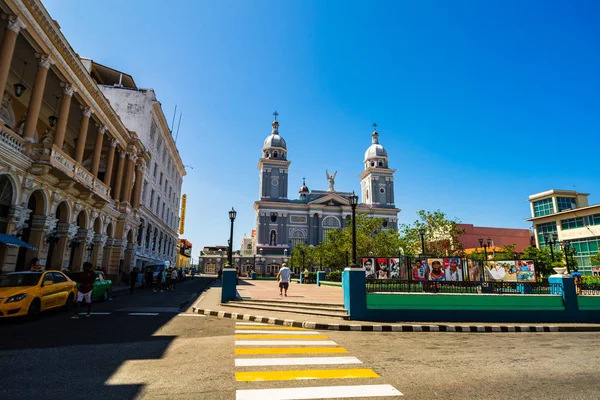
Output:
[444,257,463,281]
[516,260,536,282]
[362,257,376,279]
[467,259,483,281]
[485,261,517,282]
[427,258,445,281]
[389,257,407,280]
[376,258,389,279]
[412,258,429,281]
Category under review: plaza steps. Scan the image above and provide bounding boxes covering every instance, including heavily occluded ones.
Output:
[221,299,350,320]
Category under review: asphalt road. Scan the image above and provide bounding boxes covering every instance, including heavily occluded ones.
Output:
[1,279,600,400]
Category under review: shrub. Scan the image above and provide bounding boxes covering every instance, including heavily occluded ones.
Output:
[327,271,342,282]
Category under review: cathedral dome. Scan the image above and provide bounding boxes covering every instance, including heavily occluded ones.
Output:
[364,125,387,161]
[299,178,309,194]
[263,120,287,150]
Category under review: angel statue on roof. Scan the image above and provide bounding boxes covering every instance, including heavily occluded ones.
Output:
[326,169,337,192]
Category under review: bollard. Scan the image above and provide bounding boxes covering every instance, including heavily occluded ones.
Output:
[316,271,325,286]
[300,272,304,284]
[251,271,257,280]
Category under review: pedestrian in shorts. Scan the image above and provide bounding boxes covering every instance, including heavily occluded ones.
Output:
[72,262,95,319]
[277,263,291,297]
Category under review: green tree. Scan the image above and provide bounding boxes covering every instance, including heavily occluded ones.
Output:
[591,252,600,266]
[398,210,465,257]
[521,246,566,278]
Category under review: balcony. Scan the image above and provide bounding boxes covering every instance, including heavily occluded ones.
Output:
[28,143,112,204]
[0,123,25,157]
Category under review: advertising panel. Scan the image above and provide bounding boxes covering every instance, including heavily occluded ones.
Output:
[375,258,389,279]
[389,257,408,280]
[427,258,445,281]
[412,258,429,281]
[467,259,483,281]
[485,261,517,282]
[443,257,463,281]
[516,260,536,282]
[362,257,376,279]
[179,194,187,235]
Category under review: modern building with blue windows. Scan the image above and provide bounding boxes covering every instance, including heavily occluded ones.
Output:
[527,190,600,275]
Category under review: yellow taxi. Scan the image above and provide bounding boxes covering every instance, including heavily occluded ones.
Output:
[0,270,78,318]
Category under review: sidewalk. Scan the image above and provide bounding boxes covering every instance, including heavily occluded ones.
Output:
[236,279,344,304]
[192,280,600,333]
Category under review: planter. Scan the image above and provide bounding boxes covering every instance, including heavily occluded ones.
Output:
[553,267,568,275]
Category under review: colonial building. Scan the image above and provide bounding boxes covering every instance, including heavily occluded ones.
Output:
[81,60,185,270]
[0,0,148,280]
[198,116,400,275]
[176,238,192,269]
[526,189,600,275]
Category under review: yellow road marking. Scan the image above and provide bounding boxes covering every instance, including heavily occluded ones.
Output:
[235,334,329,339]
[235,347,349,355]
[233,325,309,330]
[235,368,379,382]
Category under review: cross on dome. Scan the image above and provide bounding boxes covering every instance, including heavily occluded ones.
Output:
[273,111,279,121]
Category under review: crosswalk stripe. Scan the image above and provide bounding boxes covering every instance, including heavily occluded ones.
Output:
[234,325,308,330]
[235,330,320,335]
[235,347,348,355]
[235,334,329,339]
[236,322,269,326]
[128,312,159,316]
[236,384,403,399]
[235,356,362,367]
[235,368,379,382]
[236,340,337,346]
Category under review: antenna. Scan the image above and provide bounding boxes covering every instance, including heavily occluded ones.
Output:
[175,112,183,143]
[170,104,177,133]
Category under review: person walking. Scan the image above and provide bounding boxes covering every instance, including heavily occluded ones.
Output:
[170,267,178,290]
[154,269,164,293]
[72,262,95,319]
[278,263,291,297]
[129,267,139,294]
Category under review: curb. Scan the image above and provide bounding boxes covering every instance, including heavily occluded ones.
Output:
[192,307,600,333]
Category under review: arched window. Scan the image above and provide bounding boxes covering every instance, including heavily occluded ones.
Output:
[270,230,277,246]
[0,175,14,234]
[289,229,306,250]
[273,151,278,158]
[322,216,341,243]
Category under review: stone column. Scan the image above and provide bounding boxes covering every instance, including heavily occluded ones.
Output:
[131,163,144,208]
[23,54,52,141]
[53,83,76,149]
[0,16,26,99]
[112,150,126,200]
[121,153,135,203]
[103,139,116,186]
[91,125,105,177]
[74,107,92,163]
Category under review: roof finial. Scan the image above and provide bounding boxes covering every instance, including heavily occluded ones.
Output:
[302,177,306,184]
[372,122,377,131]
[371,122,379,144]
[273,110,279,121]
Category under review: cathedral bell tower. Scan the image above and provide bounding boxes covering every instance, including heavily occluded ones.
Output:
[258,112,290,200]
[359,123,396,207]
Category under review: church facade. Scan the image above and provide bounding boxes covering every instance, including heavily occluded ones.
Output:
[251,117,400,274]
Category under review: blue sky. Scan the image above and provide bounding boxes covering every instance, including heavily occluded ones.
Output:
[44,0,600,258]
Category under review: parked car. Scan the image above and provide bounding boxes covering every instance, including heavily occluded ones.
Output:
[0,271,77,318]
[65,270,112,302]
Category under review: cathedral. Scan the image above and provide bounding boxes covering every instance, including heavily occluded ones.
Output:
[249,115,400,274]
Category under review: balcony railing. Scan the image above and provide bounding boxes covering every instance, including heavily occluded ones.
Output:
[0,124,25,153]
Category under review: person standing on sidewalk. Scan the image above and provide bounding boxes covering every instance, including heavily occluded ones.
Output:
[129,267,139,294]
[170,267,178,290]
[278,263,291,297]
[72,262,95,319]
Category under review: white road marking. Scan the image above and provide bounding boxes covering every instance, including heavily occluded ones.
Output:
[177,313,206,317]
[117,307,180,313]
[235,356,362,367]
[236,322,269,326]
[235,340,337,346]
[235,330,320,335]
[236,384,403,399]
[78,312,111,315]
[128,312,159,316]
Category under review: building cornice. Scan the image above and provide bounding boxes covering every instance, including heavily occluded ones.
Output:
[359,167,396,180]
[525,204,600,222]
[257,158,291,170]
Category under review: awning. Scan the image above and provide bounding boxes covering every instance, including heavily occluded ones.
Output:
[0,234,38,250]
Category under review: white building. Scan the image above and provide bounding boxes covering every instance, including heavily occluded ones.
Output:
[526,189,600,275]
[82,60,186,269]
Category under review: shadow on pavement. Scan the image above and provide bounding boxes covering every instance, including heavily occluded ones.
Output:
[0,277,215,400]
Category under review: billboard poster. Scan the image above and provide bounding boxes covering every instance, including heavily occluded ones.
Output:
[516,260,536,282]
[444,257,463,281]
[362,257,376,279]
[467,259,483,281]
[412,258,429,281]
[376,258,390,279]
[389,257,407,280]
[427,258,445,281]
[485,261,517,282]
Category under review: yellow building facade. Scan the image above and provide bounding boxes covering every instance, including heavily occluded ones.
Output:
[0,0,149,280]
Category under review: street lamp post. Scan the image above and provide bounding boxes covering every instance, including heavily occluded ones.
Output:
[349,191,359,267]
[418,227,426,256]
[478,236,492,261]
[561,240,573,274]
[227,208,236,266]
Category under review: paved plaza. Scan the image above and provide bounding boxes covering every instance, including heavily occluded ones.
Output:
[236,279,344,305]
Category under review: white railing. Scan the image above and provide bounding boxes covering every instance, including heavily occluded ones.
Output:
[50,146,76,174]
[0,125,24,153]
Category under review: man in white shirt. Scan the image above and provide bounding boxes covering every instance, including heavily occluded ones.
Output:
[278,263,291,297]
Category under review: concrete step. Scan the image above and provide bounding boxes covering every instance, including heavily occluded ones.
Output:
[231,300,346,313]
[235,298,346,310]
[220,302,349,320]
